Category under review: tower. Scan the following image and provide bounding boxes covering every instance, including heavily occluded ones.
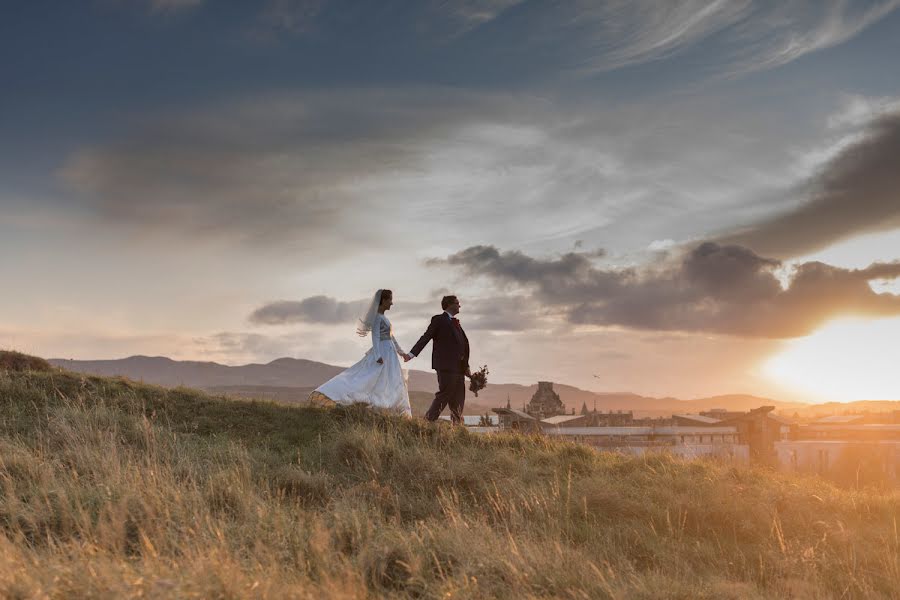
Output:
[525,381,565,419]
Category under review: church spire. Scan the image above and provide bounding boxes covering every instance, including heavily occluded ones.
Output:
[506,394,511,410]
[580,401,589,415]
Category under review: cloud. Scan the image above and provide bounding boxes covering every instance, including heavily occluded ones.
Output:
[252,0,524,41]
[441,0,524,30]
[193,331,294,357]
[724,0,900,75]
[429,242,900,338]
[249,296,369,325]
[57,80,871,263]
[250,293,535,332]
[567,0,900,75]
[247,1,897,76]
[254,0,327,36]
[147,0,204,13]
[719,112,900,258]
[454,296,546,332]
[562,0,751,73]
[59,88,525,249]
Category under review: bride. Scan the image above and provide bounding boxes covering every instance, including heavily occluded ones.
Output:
[311,289,412,416]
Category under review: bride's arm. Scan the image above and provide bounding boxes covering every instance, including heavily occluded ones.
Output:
[371,315,383,362]
[391,335,406,356]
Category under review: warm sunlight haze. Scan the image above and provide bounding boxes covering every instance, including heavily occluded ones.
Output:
[763,316,900,402]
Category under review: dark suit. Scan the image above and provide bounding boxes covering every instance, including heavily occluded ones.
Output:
[410,312,470,424]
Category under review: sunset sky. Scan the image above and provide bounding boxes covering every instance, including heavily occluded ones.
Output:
[2,1,899,403]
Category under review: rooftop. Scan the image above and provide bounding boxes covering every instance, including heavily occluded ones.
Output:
[673,414,721,424]
[542,414,586,425]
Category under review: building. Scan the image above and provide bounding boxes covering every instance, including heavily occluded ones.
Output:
[672,414,722,427]
[492,407,543,433]
[525,381,565,419]
[491,385,803,466]
[544,425,748,462]
[775,418,900,484]
[700,408,745,421]
[542,414,594,428]
[715,406,790,465]
[491,389,900,485]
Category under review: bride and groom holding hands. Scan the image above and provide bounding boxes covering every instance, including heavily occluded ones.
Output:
[313,290,473,424]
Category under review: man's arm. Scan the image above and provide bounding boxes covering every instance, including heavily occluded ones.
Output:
[462,331,470,375]
[409,315,439,358]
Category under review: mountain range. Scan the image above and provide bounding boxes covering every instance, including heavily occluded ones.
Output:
[48,355,812,416]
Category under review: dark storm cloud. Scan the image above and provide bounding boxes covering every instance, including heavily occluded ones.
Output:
[719,112,900,258]
[430,242,900,338]
[249,296,369,325]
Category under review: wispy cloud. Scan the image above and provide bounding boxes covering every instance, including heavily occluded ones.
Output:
[252,0,524,40]
[568,0,899,75]
[565,0,751,73]
[429,242,900,338]
[443,0,524,30]
[246,1,897,76]
[725,0,900,75]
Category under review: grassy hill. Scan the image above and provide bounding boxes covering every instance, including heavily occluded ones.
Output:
[1,351,899,598]
[202,385,440,417]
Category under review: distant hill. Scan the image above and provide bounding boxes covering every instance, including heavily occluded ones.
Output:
[49,355,440,392]
[49,355,349,389]
[49,355,806,416]
[787,399,900,419]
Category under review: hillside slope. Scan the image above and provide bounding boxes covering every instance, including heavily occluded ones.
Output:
[2,356,898,598]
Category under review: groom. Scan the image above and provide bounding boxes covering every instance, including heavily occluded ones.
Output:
[406,295,471,425]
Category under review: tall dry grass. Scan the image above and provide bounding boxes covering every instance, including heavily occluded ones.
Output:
[1,362,899,598]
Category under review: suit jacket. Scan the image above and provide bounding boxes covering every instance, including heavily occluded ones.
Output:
[410,313,470,373]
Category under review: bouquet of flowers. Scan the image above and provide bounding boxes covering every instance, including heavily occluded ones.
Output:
[468,365,489,397]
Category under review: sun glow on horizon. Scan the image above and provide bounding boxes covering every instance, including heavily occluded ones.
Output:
[763,317,900,402]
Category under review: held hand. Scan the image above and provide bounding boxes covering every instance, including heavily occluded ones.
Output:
[402,353,412,362]
[377,358,383,364]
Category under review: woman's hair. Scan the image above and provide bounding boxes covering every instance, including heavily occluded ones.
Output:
[379,289,393,306]
[357,289,389,337]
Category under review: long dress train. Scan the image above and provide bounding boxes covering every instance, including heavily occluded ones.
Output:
[313,313,411,416]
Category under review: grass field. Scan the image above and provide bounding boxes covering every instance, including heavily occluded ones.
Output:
[1,351,899,598]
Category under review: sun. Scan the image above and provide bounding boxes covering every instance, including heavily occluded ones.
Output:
[762,317,900,402]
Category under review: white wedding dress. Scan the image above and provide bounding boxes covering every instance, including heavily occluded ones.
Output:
[314,313,412,416]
